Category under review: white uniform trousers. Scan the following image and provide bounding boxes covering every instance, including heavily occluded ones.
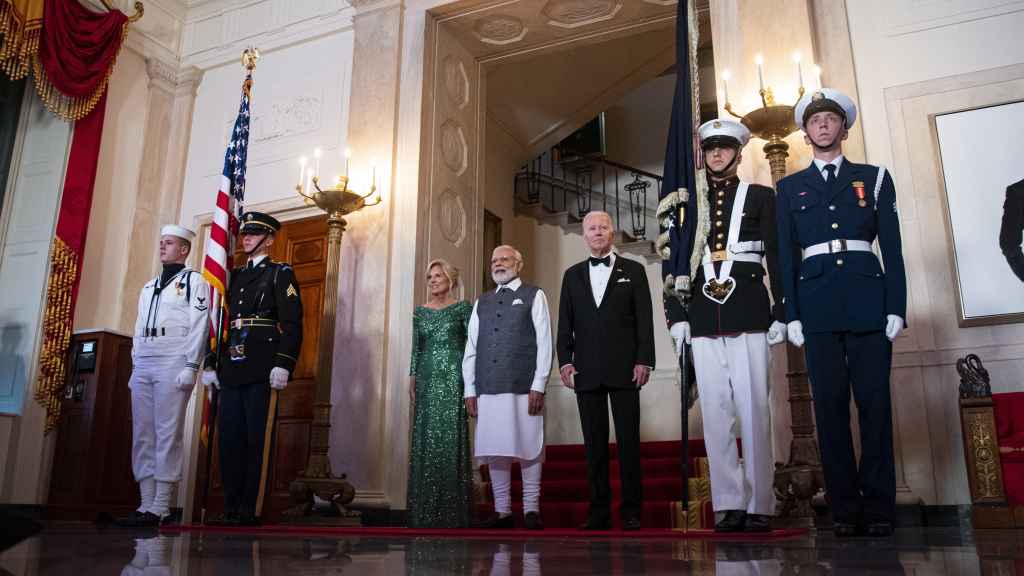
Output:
[692,332,775,515]
[129,355,192,483]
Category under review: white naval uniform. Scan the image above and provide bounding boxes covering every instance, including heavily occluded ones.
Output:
[129,267,209,484]
[463,277,552,514]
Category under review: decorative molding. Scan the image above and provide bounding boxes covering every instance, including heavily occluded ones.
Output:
[145,58,203,96]
[442,56,469,109]
[250,95,324,145]
[642,0,677,5]
[437,188,466,246]
[474,15,528,46]
[884,0,1024,37]
[439,120,468,176]
[542,0,623,29]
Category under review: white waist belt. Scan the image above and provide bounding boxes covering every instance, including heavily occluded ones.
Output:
[701,252,763,265]
[137,326,189,338]
[802,239,873,260]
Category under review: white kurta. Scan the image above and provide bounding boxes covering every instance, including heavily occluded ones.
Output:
[463,277,552,461]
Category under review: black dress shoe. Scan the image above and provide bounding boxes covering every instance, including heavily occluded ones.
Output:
[833,521,859,537]
[744,514,772,533]
[714,510,747,533]
[524,511,544,530]
[478,513,515,529]
[578,519,612,531]
[864,522,893,537]
[237,513,261,527]
[114,511,160,528]
[622,517,642,531]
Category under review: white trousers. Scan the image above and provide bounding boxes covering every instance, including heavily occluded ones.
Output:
[693,333,775,515]
[483,455,542,514]
[129,355,192,483]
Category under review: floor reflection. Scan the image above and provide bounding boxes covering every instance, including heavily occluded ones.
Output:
[0,525,1017,575]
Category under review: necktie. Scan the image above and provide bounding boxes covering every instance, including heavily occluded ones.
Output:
[824,164,837,184]
[589,255,611,267]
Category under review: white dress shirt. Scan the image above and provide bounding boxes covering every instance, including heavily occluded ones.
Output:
[247,254,268,267]
[588,251,615,307]
[463,276,553,397]
[812,155,845,181]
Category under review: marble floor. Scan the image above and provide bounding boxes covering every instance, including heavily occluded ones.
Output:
[1,524,1023,575]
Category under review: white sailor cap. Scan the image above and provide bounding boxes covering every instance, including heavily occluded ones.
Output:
[794,88,857,130]
[161,224,196,242]
[698,118,751,149]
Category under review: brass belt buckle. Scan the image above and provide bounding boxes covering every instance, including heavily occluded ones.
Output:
[829,239,845,253]
[710,250,728,262]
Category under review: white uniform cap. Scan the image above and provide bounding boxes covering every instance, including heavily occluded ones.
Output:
[698,119,751,149]
[794,88,858,130]
[161,224,196,242]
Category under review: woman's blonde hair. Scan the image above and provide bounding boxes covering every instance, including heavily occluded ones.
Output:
[425,258,460,293]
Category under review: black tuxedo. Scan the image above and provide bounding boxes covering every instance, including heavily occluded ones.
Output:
[557,253,655,524]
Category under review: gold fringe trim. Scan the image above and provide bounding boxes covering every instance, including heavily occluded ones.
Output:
[0,1,42,80]
[28,20,129,121]
[35,237,77,433]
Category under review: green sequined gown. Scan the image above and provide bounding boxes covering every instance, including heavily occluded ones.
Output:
[407,300,474,528]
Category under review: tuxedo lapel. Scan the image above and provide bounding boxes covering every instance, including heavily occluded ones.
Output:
[599,264,624,309]
[577,263,595,310]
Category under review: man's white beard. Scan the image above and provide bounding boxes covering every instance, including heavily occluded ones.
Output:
[492,270,514,285]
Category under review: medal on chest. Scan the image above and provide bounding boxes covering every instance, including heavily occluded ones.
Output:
[701,182,749,305]
[853,181,866,207]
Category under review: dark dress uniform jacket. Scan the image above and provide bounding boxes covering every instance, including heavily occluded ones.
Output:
[556,256,655,391]
[1000,178,1024,282]
[776,160,907,334]
[665,178,783,337]
[216,258,303,386]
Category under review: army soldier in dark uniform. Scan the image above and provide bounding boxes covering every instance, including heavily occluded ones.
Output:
[776,88,907,538]
[665,119,786,533]
[1000,178,1024,282]
[202,212,302,526]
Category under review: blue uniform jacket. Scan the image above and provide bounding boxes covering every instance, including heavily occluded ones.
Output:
[775,159,907,334]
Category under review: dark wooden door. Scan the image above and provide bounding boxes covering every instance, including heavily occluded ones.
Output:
[194,214,327,522]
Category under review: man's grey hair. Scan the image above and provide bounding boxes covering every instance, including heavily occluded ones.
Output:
[492,244,523,263]
[582,210,614,229]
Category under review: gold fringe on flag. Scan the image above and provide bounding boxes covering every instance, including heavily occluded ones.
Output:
[34,237,76,433]
[0,0,43,80]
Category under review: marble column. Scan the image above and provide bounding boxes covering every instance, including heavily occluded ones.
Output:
[329,0,404,507]
[116,58,203,333]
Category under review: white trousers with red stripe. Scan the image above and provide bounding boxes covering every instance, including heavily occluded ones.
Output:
[692,332,775,515]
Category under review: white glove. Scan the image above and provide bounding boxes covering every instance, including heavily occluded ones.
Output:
[270,367,290,390]
[767,321,787,346]
[787,321,805,348]
[885,314,904,341]
[174,367,197,391]
[674,275,691,294]
[201,369,219,389]
[669,322,691,356]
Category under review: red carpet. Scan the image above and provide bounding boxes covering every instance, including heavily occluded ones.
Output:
[161,523,807,541]
[477,439,721,529]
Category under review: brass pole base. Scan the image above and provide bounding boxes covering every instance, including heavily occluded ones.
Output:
[281,475,361,526]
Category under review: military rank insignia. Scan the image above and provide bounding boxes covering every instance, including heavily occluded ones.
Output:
[286,283,297,298]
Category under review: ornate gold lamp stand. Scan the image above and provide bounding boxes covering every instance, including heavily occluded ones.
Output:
[283,157,380,525]
[723,56,824,522]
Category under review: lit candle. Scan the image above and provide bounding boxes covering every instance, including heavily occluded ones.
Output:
[813,65,822,89]
[721,69,732,106]
[313,147,322,180]
[792,52,803,89]
[298,156,307,187]
[344,147,351,177]
[371,157,377,189]
[755,53,765,91]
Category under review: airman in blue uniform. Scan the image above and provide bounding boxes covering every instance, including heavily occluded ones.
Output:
[776,88,907,538]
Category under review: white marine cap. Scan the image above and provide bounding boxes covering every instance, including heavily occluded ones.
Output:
[161,224,196,242]
[698,118,751,149]
[794,88,857,130]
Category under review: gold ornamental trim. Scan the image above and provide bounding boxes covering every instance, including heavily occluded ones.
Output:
[0,0,43,80]
[34,237,76,433]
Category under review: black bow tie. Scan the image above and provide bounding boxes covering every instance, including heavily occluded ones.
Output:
[589,255,611,267]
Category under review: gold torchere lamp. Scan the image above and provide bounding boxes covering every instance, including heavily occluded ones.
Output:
[721,52,825,523]
[283,148,381,525]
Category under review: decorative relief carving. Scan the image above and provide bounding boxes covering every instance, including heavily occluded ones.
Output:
[442,56,470,109]
[292,240,324,264]
[542,0,623,29]
[968,411,1005,500]
[437,188,467,246]
[251,96,323,144]
[473,15,528,45]
[439,120,468,176]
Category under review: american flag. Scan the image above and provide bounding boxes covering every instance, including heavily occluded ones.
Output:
[200,73,253,446]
